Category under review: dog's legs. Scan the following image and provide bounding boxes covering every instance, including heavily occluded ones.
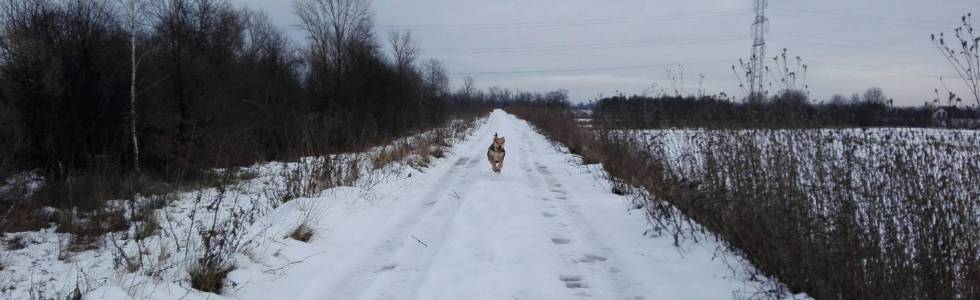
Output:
[497,159,504,173]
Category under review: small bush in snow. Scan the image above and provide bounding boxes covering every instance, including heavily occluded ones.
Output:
[3,234,25,250]
[188,262,234,293]
[289,224,314,242]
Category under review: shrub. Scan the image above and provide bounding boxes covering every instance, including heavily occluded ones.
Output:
[188,263,234,293]
[4,234,25,250]
[289,224,314,242]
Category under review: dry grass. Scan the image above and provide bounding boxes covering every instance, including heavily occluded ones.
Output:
[0,203,56,233]
[288,224,314,242]
[370,129,455,170]
[644,128,980,299]
[508,106,980,300]
[133,214,160,241]
[188,263,234,293]
[4,234,26,250]
[54,207,129,252]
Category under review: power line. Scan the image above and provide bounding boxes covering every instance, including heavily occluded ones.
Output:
[806,60,955,78]
[446,58,955,79]
[425,35,748,54]
[448,59,734,75]
[770,8,955,26]
[372,7,960,32]
[412,32,935,56]
[768,37,934,54]
[377,8,959,32]
[418,33,934,55]
[770,33,934,51]
[768,8,956,28]
[377,10,752,31]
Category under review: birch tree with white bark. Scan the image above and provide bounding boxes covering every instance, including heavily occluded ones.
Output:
[121,0,145,174]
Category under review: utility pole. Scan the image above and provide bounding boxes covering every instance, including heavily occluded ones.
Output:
[749,0,768,99]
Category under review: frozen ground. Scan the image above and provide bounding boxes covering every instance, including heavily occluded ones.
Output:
[4,110,798,299]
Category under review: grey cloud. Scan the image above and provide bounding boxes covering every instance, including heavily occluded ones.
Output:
[239,0,977,106]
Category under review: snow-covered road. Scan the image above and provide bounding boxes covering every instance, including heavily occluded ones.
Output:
[234,110,761,300]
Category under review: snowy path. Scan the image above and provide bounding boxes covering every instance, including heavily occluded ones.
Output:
[235,110,757,300]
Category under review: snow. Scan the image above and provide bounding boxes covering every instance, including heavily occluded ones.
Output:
[0,169,45,198]
[3,110,801,299]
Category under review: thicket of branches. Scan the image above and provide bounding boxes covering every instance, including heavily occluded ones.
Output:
[932,13,980,108]
[0,0,490,212]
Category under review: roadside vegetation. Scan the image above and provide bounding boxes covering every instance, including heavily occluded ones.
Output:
[0,0,493,296]
[509,95,979,299]
[509,17,980,298]
[504,28,980,298]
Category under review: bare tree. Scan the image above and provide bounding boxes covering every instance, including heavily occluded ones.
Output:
[863,87,888,105]
[418,58,449,124]
[293,0,373,74]
[829,94,848,106]
[387,30,417,73]
[121,0,145,174]
[460,76,476,97]
[932,13,980,107]
[422,58,449,97]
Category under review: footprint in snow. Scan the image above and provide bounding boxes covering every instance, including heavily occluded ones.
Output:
[578,254,607,264]
[541,212,557,218]
[551,238,570,245]
[375,263,398,273]
[559,274,587,289]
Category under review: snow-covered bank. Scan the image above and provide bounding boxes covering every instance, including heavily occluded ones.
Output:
[214,110,795,299]
[4,111,803,299]
[1,117,484,300]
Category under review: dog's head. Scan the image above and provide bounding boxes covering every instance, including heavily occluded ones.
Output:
[493,133,505,148]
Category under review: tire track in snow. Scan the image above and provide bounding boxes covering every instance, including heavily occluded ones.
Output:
[236,110,776,300]
[310,116,499,300]
[517,119,641,300]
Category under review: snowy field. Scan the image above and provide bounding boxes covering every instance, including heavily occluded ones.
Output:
[611,127,980,297]
[1,111,806,299]
[636,128,980,183]
[622,127,980,223]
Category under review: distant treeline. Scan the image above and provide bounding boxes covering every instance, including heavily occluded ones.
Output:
[479,88,573,109]
[0,0,491,183]
[591,89,980,129]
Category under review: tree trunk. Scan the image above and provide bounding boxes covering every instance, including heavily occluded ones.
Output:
[130,26,140,174]
[127,0,140,175]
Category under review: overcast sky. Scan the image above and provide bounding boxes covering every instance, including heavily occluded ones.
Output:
[239,0,977,106]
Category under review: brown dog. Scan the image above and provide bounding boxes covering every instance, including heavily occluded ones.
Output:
[487,133,506,173]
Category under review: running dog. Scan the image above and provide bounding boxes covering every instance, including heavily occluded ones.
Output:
[487,133,506,173]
